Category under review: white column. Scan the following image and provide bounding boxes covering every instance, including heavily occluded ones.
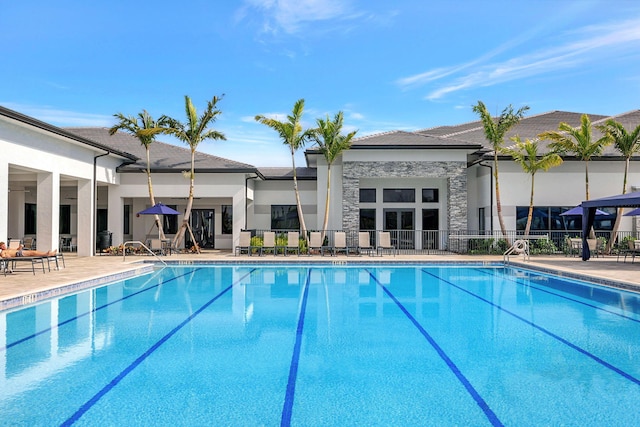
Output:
[0,160,8,241]
[77,178,93,256]
[37,171,60,251]
[233,190,245,251]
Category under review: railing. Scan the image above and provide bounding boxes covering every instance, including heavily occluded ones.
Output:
[122,241,167,266]
[243,228,639,256]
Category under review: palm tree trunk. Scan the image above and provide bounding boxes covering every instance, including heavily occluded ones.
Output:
[605,158,629,253]
[321,163,332,242]
[146,148,165,240]
[172,151,196,250]
[585,160,596,239]
[291,147,308,239]
[494,154,509,244]
[524,174,535,237]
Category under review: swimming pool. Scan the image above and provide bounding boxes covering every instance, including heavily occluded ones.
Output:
[1,263,640,426]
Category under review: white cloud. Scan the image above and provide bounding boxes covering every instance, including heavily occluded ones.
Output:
[240,0,358,34]
[397,17,640,100]
[2,103,113,127]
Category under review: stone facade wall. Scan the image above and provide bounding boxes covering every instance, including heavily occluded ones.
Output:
[342,161,468,231]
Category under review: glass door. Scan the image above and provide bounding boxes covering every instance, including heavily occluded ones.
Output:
[422,209,439,249]
[188,209,215,249]
[384,209,415,249]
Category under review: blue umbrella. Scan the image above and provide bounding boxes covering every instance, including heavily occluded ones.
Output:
[137,203,180,216]
[560,205,609,216]
[624,207,640,216]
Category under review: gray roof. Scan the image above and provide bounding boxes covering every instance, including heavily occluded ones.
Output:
[0,106,137,160]
[418,110,640,159]
[258,167,317,180]
[351,130,480,149]
[65,127,258,173]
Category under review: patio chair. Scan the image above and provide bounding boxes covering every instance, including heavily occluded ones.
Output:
[8,239,21,249]
[619,239,640,263]
[23,237,35,250]
[332,231,352,255]
[261,231,276,256]
[235,231,252,256]
[357,231,375,256]
[377,231,396,256]
[278,231,300,256]
[587,238,601,258]
[150,239,165,256]
[308,232,324,256]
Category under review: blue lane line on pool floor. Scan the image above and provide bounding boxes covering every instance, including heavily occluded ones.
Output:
[281,268,312,427]
[422,269,640,387]
[367,270,504,427]
[473,267,640,324]
[61,268,257,427]
[1,268,201,353]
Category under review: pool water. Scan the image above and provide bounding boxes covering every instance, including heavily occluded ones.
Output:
[2,264,640,426]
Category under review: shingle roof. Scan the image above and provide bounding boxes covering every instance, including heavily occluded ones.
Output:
[350,130,481,149]
[419,110,640,158]
[257,167,317,180]
[65,127,258,173]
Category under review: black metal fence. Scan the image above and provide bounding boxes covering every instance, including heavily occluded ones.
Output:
[243,229,639,255]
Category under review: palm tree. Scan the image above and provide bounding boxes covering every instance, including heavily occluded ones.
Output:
[311,111,357,242]
[109,110,167,239]
[158,95,226,251]
[596,119,640,252]
[501,136,563,237]
[539,114,611,201]
[472,101,529,240]
[255,99,314,238]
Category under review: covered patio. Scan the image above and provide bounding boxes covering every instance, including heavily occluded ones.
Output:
[581,191,640,260]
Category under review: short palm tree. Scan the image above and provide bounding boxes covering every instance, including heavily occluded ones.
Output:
[158,95,226,251]
[311,111,357,242]
[255,99,314,238]
[109,110,167,239]
[501,136,563,237]
[596,119,640,252]
[472,101,529,241]
[539,114,611,201]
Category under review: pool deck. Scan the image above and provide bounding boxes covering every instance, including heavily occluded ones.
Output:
[1,251,639,310]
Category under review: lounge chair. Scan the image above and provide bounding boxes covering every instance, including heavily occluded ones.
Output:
[357,231,375,256]
[261,231,276,256]
[619,239,640,263]
[150,239,165,256]
[278,231,300,256]
[2,256,47,275]
[332,231,350,255]
[377,231,396,256]
[235,231,252,256]
[308,232,324,256]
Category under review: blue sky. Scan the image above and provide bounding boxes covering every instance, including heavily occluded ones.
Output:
[3,0,640,166]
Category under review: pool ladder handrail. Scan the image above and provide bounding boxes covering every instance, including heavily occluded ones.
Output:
[503,239,530,263]
[122,241,168,266]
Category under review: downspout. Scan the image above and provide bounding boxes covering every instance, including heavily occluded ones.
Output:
[479,162,494,233]
[93,151,110,256]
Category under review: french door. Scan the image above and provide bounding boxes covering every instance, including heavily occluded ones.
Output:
[384,209,415,249]
[188,209,215,249]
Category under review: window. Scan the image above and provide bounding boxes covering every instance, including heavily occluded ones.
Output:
[124,205,131,235]
[25,203,36,234]
[478,207,485,233]
[383,188,415,203]
[517,206,618,231]
[60,205,71,234]
[422,188,439,203]
[359,188,376,203]
[271,205,299,230]
[221,205,233,234]
[360,209,376,230]
[163,205,178,234]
